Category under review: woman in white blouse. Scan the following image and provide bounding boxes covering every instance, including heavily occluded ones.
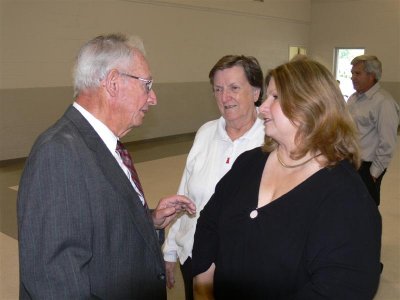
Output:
[163,55,265,300]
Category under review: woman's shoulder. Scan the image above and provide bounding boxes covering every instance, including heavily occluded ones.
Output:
[214,147,267,194]
[324,160,360,187]
[238,146,266,158]
[196,118,220,134]
[189,119,221,150]
[231,147,268,170]
[318,160,377,210]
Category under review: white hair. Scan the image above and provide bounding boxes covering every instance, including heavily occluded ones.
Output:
[73,33,146,98]
[351,55,382,82]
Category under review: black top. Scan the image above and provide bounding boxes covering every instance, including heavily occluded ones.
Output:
[192,147,381,299]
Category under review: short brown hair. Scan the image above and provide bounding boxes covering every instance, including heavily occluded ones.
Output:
[209,55,264,105]
[263,60,360,168]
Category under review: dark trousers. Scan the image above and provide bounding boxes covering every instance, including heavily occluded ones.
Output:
[180,257,194,300]
[358,161,386,206]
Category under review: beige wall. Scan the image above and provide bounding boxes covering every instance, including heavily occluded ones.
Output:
[0,0,311,89]
[1,0,398,161]
[0,83,220,159]
[310,0,400,101]
[0,0,310,160]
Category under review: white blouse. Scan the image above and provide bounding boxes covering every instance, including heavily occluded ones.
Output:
[163,115,265,264]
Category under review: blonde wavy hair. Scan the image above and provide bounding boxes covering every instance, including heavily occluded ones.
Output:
[263,60,360,168]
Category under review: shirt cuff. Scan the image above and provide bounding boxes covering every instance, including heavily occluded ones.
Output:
[164,252,178,262]
[370,164,383,178]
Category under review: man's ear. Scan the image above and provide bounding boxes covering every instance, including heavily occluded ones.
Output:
[368,73,377,85]
[253,87,261,102]
[104,69,120,97]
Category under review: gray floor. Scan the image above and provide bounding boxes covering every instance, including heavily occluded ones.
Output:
[1,134,399,299]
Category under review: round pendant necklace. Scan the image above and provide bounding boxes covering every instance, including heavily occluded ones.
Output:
[276,148,322,169]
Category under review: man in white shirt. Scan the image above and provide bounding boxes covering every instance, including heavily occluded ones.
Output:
[347,55,399,205]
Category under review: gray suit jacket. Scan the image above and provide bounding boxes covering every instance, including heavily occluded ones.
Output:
[17,106,166,299]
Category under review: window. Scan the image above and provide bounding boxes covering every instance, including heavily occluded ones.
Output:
[334,48,365,100]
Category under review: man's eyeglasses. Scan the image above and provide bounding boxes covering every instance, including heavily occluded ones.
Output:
[119,72,153,93]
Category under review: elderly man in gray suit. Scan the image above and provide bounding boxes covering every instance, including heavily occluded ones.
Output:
[17,33,196,299]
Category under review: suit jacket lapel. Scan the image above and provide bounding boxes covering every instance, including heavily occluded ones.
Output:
[64,105,163,263]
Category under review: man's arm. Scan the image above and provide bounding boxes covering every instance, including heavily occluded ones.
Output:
[163,156,193,288]
[371,98,399,177]
[162,215,182,288]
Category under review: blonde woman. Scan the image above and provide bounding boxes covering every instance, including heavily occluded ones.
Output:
[193,60,381,299]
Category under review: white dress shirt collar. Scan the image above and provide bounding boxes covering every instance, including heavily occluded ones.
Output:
[72,102,118,154]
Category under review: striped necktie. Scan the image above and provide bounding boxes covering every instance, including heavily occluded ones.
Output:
[116,141,147,207]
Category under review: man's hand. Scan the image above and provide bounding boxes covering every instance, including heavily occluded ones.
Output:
[165,261,176,289]
[152,195,196,229]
